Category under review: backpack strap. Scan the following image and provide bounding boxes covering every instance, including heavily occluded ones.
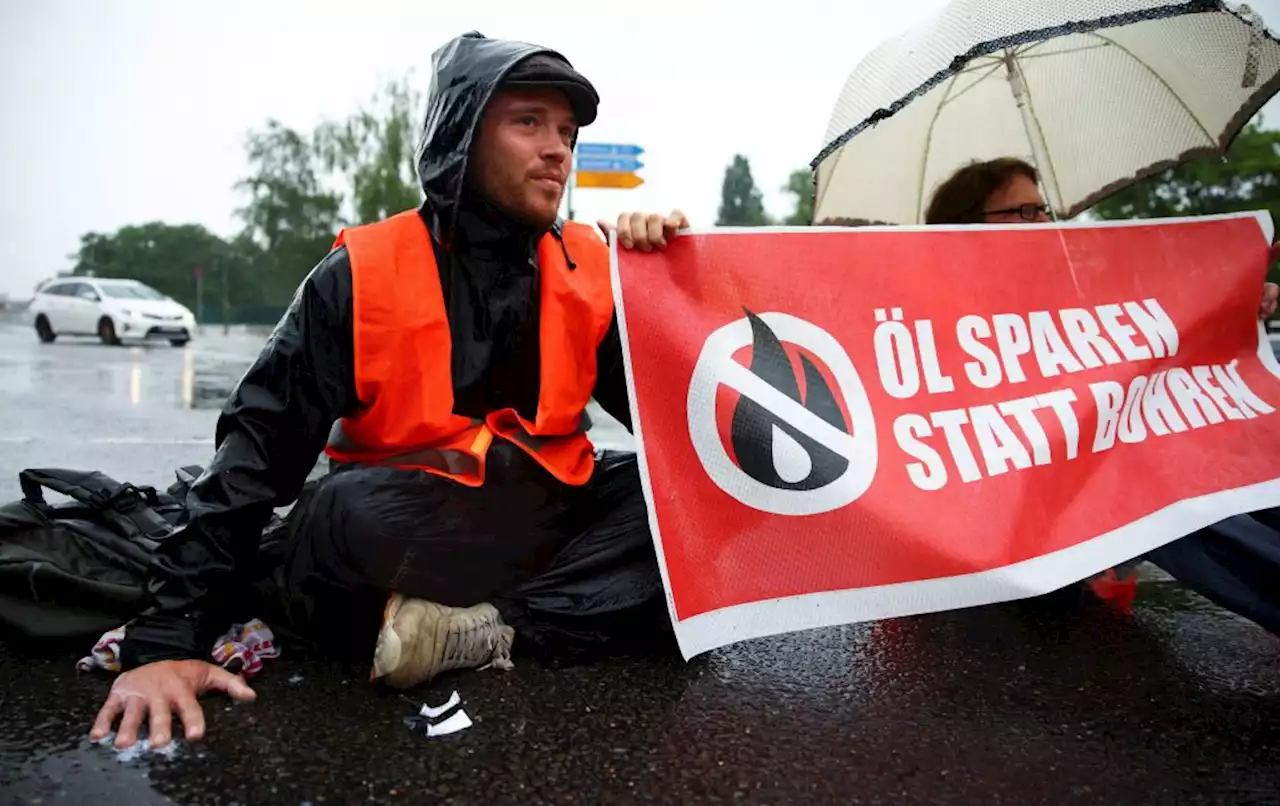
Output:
[166,465,205,499]
[19,469,174,542]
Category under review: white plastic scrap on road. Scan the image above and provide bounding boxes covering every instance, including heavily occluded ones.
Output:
[425,709,473,737]
[419,689,461,718]
[407,689,473,738]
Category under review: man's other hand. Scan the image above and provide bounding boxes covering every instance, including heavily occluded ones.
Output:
[1262,244,1280,320]
[598,210,690,252]
[90,659,257,749]
[1261,281,1278,320]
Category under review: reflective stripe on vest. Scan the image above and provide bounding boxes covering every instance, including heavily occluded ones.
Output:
[327,418,493,486]
[324,210,613,487]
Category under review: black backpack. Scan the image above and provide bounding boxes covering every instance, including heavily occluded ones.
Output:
[0,467,199,640]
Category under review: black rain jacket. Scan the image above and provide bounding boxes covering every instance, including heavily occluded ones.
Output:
[119,33,632,667]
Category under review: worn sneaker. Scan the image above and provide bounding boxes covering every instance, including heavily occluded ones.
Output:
[370,594,515,689]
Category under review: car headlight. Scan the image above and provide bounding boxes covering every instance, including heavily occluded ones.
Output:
[118,308,134,318]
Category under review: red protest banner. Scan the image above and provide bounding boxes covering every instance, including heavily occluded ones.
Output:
[612,213,1280,658]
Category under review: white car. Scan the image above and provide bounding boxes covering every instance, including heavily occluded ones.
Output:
[30,278,196,346]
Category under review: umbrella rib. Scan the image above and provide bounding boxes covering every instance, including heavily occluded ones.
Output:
[939,61,1006,108]
[1084,32,1217,146]
[952,54,1004,76]
[1006,50,1067,217]
[1023,90,1067,216]
[916,72,966,222]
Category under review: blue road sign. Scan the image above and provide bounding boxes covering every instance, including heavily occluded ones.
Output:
[577,142,644,158]
[576,157,644,173]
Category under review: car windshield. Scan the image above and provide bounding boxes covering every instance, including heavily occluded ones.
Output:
[97,283,167,301]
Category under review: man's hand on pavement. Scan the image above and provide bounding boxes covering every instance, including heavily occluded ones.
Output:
[90,659,256,749]
[598,210,690,252]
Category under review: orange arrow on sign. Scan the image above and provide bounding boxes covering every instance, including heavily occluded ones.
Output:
[575,171,644,189]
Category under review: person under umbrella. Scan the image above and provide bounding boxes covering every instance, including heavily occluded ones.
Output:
[924,157,1280,634]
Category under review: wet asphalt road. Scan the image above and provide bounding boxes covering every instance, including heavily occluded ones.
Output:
[1,317,1279,805]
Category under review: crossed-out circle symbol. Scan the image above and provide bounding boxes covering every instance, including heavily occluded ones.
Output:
[686,312,878,516]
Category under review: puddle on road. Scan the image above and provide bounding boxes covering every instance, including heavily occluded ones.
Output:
[114,349,244,411]
[185,360,247,410]
[119,352,249,411]
[171,342,255,411]
[0,731,178,805]
[1,327,260,412]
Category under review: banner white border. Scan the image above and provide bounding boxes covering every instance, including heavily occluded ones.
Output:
[609,210,1280,660]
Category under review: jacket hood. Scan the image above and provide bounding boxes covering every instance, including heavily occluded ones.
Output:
[416,32,592,243]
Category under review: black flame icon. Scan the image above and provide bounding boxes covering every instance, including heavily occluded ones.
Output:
[730,310,852,491]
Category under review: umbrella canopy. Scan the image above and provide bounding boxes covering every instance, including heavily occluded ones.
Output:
[812,0,1280,225]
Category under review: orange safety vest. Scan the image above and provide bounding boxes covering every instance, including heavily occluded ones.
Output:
[324,209,615,487]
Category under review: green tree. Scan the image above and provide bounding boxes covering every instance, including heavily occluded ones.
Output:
[783,168,815,225]
[233,77,424,306]
[1090,123,1280,224]
[1090,123,1280,287]
[68,73,428,316]
[71,222,236,313]
[234,120,343,306]
[717,155,770,226]
[316,76,423,225]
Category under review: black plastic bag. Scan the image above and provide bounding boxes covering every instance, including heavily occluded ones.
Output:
[0,465,293,642]
[0,468,189,639]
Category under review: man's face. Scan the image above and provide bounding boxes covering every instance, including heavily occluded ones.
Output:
[471,89,576,229]
[982,172,1050,224]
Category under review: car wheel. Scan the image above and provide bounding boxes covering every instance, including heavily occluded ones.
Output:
[169,337,190,347]
[98,316,121,346]
[34,315,56,343]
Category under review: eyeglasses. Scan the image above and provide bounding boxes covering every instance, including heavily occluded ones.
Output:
[983,203,1050,222]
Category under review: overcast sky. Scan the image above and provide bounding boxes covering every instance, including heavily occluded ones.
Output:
[3,0,1279,298]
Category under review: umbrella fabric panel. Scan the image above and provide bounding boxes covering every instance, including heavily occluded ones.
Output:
[1025,14,1280,216]
[818,0,1216,157]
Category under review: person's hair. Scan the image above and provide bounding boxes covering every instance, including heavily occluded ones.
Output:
[924,158,1039,225]
[815,217,894,227]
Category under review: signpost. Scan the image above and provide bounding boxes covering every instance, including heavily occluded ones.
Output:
[577,143,643,158]
[577,157,644,173]
[568,142,645,220]
[575,171,645,189]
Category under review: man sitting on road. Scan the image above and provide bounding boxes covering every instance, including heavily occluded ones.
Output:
[926,157,1280,631]
[90,31,687,750]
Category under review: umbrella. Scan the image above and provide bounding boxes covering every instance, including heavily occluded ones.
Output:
[811,0,1280,225]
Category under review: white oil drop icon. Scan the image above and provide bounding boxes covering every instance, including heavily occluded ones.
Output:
[770,423,811,484]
